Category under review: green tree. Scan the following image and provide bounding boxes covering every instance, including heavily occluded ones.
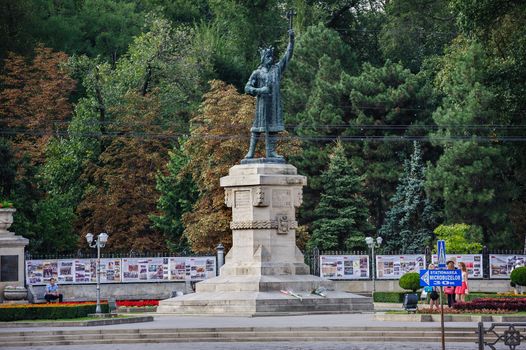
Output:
[282,23,357,226]
[152,141,197,253]
[448,0,526,248]
[342,60,436,229]
[379,142,437,253]
[427,38,515,249]
[433,224,483,254]
[308,141,372,251]
[0,138,16,198]
[379,0,456,72]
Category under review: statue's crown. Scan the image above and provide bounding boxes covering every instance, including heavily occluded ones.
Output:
[259,46,274,61]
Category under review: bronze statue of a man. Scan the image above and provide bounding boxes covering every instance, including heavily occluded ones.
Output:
[244,28,294,161]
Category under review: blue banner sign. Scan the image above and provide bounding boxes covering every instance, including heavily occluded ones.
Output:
[437,240,446,268]
[420,269,462,287]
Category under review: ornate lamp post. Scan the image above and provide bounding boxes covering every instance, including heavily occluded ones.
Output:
[85,232,108,314]
[365,236,383,294]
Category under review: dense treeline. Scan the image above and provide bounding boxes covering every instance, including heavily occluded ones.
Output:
[0,0,525,254]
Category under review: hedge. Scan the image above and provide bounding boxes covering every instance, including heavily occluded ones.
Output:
[373,292,407,303]
[0,303,109,322]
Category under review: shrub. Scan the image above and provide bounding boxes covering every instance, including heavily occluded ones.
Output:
[399,272,421,292]
[373,292,406,303]
[511,267,526,286]
[0,303,109,321]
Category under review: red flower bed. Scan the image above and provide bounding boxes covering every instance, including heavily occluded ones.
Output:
[453,298,526,311]
[116,300,159,307]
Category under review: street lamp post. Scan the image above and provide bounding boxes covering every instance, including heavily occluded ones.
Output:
[365,236,383,294]
[85,232,109,314]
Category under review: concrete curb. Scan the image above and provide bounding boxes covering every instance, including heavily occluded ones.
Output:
[374,313,526,322]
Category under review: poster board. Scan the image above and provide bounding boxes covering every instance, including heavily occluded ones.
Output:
[26,260,58,285]
[99,258,122,283]
[376,255,426,279]
[320,255,369,279]
[431,254,483,279]
[168,257,187,281]
[57,260,75,283]
[489,254,526,279]
[185,257,216,281]
[74,259,94,283]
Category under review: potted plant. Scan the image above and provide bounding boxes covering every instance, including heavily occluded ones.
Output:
[0,200,16,234]
[399,272,421,312]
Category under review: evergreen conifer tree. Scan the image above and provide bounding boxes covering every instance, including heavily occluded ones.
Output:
[308,141,372,251]
[380,142,437,253]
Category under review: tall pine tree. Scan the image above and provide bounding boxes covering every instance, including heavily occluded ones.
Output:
[379,142,437,253]
[308,141,372,251]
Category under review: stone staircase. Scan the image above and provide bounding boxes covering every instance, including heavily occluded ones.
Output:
[2,325,481,347]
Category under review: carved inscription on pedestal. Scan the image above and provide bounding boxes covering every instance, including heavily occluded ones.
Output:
[272,189,291,208]
[234,190,251,219]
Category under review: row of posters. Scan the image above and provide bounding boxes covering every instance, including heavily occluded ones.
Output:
[431,254,483,278]
[320,255,369,279]
[376,255,426,279]
[26,257,216,285]
[319,254,526,280]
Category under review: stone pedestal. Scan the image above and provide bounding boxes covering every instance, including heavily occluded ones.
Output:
[158,163,372,315]
[0,209,29,301]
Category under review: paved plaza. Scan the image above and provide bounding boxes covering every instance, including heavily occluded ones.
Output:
[0,313,496,349]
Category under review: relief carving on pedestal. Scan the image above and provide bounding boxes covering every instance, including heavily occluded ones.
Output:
[230,219,298,231]
[224,189,233,207]
[252,187,269,207]
[277,214,289,234]
[293,188,303,208]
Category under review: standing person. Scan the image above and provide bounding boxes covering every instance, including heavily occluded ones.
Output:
[444,260,456,307]
[45,277,63,303]
[455,262,469,302]
[426,264,439,310]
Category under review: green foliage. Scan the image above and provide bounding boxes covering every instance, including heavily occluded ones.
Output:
[511,267,526,287]
[0,304,109,322]
[283,23,357,225]
[308,141,373,251]
[433,224,483,254]
[342,60,436,229]
[33,0,144,64]
[373,291,406,303]
[152,141,197,253]
[427,37,516,248]
[399,272,421,292]
[380,142,437,253]
[0,138,16,198]
[29,194,78,254]
[379,0,456,72]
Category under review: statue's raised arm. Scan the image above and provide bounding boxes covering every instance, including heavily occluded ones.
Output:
[242,11,296,163]
[278,29,294,76]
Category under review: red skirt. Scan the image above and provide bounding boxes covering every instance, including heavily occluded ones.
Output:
[455,281,468,294]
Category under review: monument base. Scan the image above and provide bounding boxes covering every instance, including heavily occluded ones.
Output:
[157,162,373,315]
[157,276,372,316]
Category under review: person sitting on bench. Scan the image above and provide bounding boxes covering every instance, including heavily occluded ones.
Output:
[45,277,63,303]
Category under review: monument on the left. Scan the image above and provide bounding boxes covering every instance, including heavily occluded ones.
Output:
[0,208,29,301]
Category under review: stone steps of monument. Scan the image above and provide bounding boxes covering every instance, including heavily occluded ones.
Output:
[2,326,480,346]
